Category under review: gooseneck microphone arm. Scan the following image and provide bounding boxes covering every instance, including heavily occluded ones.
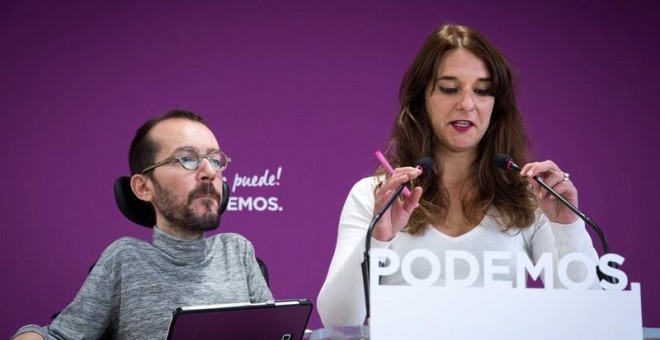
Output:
[361,157,433,319]
[493,154,616,283]
[361,184,406,319]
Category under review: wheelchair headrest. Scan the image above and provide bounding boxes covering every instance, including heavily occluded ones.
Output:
[113,176,230,228]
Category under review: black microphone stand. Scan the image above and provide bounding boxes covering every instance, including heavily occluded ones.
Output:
[531,176,610,253]
[361,184,406,319]
[496,154,617,284]
[526,176,616,283]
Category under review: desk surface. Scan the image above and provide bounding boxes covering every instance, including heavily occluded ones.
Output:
[645,327,660,339]
[305,326,660,339]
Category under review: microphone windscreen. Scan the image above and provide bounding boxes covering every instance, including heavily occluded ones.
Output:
[493,154,512,170]
[493,153,521,171]
[416,157,434,175]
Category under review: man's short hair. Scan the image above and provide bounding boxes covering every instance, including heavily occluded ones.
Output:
[129,109,208,175]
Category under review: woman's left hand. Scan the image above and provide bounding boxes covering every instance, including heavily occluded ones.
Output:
[520,160,578,224]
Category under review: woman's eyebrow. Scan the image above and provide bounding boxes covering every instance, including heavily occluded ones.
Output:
[435,76,492,82]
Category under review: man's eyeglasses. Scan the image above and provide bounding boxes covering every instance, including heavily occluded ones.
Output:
[141,148,231,174]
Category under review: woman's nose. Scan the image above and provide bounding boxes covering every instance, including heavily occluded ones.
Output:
[457,91,476,112]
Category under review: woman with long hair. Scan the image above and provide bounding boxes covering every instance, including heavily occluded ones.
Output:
[317,23,598,327]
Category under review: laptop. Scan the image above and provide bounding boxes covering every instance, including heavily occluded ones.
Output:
[166,299,313,340]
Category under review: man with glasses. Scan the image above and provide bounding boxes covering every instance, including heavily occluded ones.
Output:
[13,109,273,340]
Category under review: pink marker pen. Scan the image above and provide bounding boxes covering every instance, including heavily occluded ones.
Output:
[375,150,412,197]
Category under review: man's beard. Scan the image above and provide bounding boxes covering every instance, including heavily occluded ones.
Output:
[151,180,222,233]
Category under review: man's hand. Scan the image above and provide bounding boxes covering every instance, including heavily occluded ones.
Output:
[12,332,45,340]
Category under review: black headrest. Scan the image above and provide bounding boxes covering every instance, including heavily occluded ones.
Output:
[114,176,157,228]
[113,176,231,228]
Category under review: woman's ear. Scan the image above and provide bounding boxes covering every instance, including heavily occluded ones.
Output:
[130,174,154,203]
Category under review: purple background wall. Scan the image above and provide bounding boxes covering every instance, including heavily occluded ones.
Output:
[2,0,659,337]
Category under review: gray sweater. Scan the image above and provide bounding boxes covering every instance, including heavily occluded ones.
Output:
[14,227,273,340]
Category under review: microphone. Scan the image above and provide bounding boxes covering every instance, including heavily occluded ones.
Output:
[362,156,433,318]
[493,153,616,284]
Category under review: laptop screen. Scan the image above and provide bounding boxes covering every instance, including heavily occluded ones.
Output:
[166,299,313,340]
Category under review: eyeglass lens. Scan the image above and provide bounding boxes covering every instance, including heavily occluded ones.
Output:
[177,150,226,170]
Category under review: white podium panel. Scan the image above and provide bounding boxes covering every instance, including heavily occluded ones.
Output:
[369,252,643,340]
[370,284,642,339]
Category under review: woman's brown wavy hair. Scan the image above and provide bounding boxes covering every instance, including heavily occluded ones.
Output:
[379,23,536,235]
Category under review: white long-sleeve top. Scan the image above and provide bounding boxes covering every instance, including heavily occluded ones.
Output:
[317,176,599,326]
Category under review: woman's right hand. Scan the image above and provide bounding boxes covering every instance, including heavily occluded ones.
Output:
[371,167,424,242]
